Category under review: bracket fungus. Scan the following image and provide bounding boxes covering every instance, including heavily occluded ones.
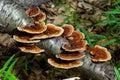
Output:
[26,7,41,17]
[17,22,47,34]
[12,7,112,70]
[67,31,85,42]
[32,12,46,22]
[62,27,87,52]
[13,35,40,43]
[13,7,64,55]
[62,40,87,52]
[46,24,87,69]
[17,7,47,34]
[19,44,44,53]
[47,49,85,69]
[56,51,85,61]
[26,7,46,22]
[48,58,83,69]
[62,24,74,37]
[0,1,114,79]
[30,24,64,40]
[13,7,47,54]
[87,45,111,62]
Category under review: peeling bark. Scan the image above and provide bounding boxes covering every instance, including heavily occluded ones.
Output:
[0,0,34,32]
[14,0,52,9]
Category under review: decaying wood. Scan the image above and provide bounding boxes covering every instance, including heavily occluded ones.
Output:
[13,0,52,9]
[0,0,54,33]
[0,32,115,80]
[0,0,34,33]
[38,37,115,80]
[0,0,116,80]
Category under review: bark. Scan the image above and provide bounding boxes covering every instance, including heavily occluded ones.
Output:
[0,0,53,33]
[0,0,34,33]
[13,0,52,9]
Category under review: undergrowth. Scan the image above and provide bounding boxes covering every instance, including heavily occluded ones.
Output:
[93,0,120,47]
[58,0,120,79]
[0,55,18,80]
[114,65,120,80]
[59,0,120,47]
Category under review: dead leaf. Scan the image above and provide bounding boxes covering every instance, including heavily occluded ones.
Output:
[48,15,66,25]
[78,1,93,10]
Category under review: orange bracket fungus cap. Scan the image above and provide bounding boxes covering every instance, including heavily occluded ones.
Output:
[32,12,46,22]
[67,31,85,42]
[30,24,64,40]
[19,45,44,54]
[62,24,74,37]
[48,58,83,69]
[13,35,40,43]
[17,22,47,34]
[26,7,46,22]
[62,30,87,52]
[87,45,111,62]
[62,39,87,52]
[26,7,41,17]
[56,51,85,61]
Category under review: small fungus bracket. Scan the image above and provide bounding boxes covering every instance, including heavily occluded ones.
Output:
[87,45,111,62]
[26,7,46,22]
[48,58,83,69]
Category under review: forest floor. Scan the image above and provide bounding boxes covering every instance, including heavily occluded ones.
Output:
[0,0,120,80]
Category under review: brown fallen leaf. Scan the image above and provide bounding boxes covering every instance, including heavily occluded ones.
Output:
[48,15,66,25]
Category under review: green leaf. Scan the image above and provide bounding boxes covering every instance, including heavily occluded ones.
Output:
[8,59,18,73]
[0,54,19,80]
[95,15,118,26]
[88,34,106,39]
[104,9,120,15]
[100,38,117,47]
[7,73,18,80]
[4,59,18,80]
[114,0,120,5]
[95,19,117,25]
[106,23,120,36]
[114,66,120,80]
[0,55,15,74]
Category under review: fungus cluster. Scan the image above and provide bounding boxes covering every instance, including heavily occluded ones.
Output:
[13,7,111,69]
[13,7,64,54]
[48,24,87,69]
